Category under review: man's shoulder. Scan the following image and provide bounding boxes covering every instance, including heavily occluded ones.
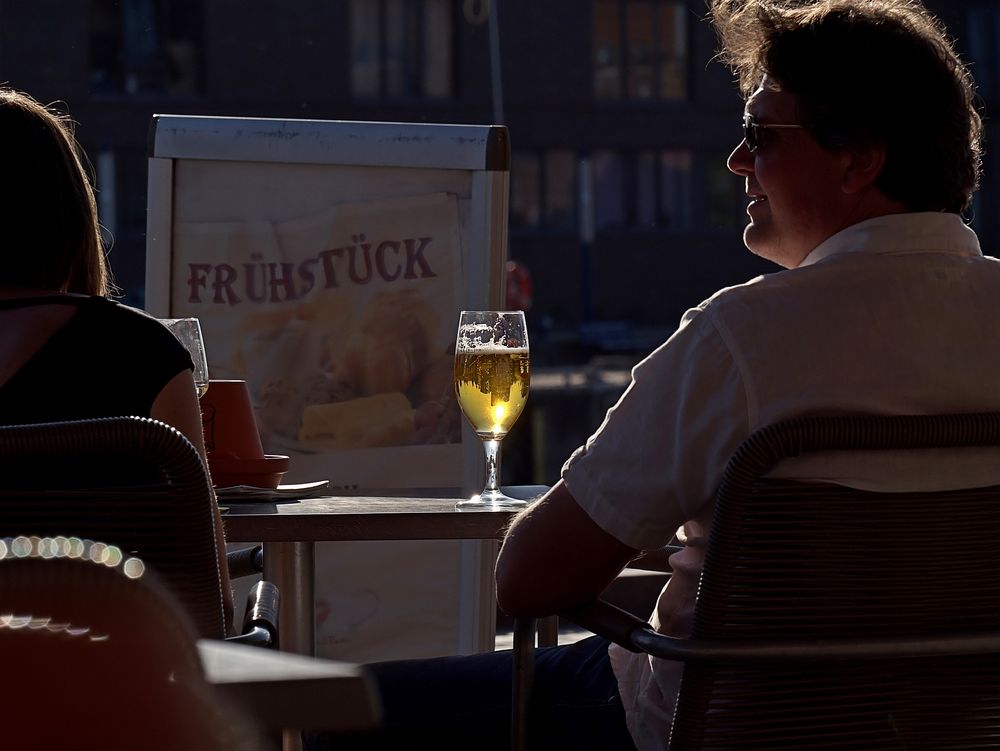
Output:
[689,271,790,319]
[682,262,859,343]
[656,274,785,361]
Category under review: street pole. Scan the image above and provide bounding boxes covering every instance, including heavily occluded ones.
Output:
[578,153,595,322]
[488,0,504,125]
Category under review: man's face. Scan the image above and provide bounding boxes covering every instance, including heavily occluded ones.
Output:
[727,77,854,268]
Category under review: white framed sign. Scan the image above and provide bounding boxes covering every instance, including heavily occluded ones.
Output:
[146,115,509,660]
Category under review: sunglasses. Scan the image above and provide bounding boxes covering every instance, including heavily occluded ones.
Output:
[743,112,806,152]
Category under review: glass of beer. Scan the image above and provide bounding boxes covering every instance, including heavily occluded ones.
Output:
[454,310,530,508]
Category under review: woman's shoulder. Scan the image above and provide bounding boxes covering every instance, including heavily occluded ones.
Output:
[0,293,155,318]
[0,293,162,333]
[81,299,190,358]
[82,297,169,329]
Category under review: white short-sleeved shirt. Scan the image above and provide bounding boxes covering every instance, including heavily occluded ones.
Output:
[561,212,1000,749]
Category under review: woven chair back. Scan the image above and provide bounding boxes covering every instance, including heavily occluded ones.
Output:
[0,417,227,638]
[672,413,1000,750]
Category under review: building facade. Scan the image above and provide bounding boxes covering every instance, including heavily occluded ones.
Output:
[0,0,994,360]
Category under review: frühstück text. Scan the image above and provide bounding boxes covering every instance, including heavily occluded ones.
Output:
[186,234,437,305]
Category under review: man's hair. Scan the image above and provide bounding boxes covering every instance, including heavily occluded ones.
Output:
[710,0,982,214]
[0,88,109,296]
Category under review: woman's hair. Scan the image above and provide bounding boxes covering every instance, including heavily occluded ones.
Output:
[0,87,109,296]
[710,0,982,214]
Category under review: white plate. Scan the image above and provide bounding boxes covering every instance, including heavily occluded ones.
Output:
[215,480,330,502]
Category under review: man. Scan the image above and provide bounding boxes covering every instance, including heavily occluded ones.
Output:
[312,1,1000,749]
[499,0,1000,747]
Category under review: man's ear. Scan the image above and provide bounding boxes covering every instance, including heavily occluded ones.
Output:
[842,143,886,194]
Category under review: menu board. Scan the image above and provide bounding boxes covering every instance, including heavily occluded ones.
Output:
[145,115,509,660]
[172,191,464,487]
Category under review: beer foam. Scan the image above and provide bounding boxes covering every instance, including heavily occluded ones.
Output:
[456,345,529,354]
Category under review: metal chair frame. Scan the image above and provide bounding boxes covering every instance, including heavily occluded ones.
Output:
[513,412,1000,750]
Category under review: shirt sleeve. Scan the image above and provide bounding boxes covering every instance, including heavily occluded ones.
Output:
[561,304,751,552]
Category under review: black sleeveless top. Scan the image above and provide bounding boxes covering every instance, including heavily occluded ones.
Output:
[0,295,194,425]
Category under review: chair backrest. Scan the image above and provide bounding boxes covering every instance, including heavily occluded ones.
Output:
[671,413,1000,750]
[0,538,260,750]
[0,417,228,638]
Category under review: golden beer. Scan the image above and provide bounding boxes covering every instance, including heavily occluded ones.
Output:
[454,348,530,437]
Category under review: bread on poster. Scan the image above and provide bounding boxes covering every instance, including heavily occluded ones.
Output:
[299,295,354,373]
[229,309,296,380]
[231,296,352,384]
[407,347,461,444]
[253,288,461,450]
[298,392,416,449]
[330,289,439,396]
[258,372,357,440]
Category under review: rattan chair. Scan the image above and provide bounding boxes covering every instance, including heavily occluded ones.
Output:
[0,537,264,750]
[0,416,278,645]
[513,412,1000,750]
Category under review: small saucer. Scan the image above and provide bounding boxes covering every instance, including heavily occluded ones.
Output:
[209,454,290,489]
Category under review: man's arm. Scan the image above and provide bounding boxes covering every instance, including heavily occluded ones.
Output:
[495,479,638,617]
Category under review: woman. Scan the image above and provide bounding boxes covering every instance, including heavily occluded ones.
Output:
[0,87,233,629]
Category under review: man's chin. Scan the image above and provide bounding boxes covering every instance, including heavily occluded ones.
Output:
[743,226,787,267]
[746,241,805,269]
[743,224,769,255]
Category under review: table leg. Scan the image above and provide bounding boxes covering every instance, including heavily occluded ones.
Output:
[537,615,559,647]
[511,617,536,751]
[263,541,316,656]
[281,729,301,751]
[264,541,315,751]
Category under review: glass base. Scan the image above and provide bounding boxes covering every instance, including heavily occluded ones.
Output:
[456,489,529,510]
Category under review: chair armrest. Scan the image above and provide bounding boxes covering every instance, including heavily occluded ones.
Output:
[226,581,279,649]
[627,544,683,573]
[562,598,1000,664]
[226,545,264,580]
[561,599,653,653]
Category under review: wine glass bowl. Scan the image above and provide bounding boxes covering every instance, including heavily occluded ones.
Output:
[454,311,530,509]
[161,318,210,398]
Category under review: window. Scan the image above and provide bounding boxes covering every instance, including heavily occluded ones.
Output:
[351,0,454,99]
[544,151,577,232]
[593,151,626,229]
[510,153,541,228]
[90,0,202,96]
[593,0,688,101]
[659,150,693,228]
[704,156,744,230]
[510,150,578,232]
[514,149,705,234]
[966,5,1000,101]
[635,151,684,228]
[593,150,693,231]
[593,0,623,98]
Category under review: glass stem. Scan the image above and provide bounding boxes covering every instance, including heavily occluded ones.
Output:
[482,438,502,494]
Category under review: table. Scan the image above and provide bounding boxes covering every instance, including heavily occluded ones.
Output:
[221,487,546,657]
[198,639,381,732]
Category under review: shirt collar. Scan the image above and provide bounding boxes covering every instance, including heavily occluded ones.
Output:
[798,212,982,268]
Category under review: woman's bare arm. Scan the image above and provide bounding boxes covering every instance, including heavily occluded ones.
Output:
[151,370,236,635]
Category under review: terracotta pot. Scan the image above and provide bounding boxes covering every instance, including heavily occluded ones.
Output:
[201,380,265,460]
[201,380,290,488]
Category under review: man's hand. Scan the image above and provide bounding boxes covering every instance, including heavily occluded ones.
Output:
[495,480,638,618]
